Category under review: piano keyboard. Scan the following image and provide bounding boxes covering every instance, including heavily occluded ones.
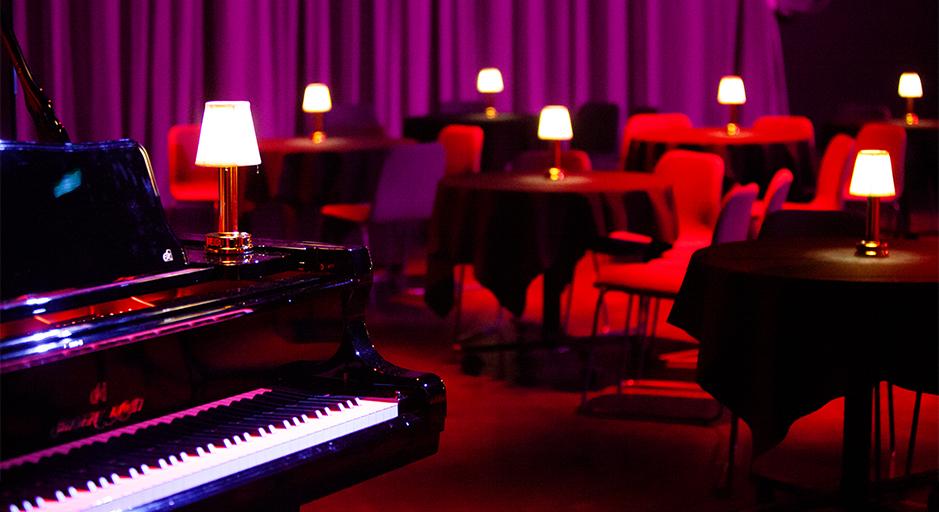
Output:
[1,388,398,512]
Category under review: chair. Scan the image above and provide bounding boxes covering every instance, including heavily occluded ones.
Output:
[582,183,759,405]
[435,125,484,341]
[320,142,445,248]
[783,133,856,211]
[167,124,216,203]
[752,115,815,141]
[438,124,484,175]
[619,112,693,169]
[571,101,620,156]
[748,168,794,239]
[843,123,907,232]
[509,149,593,172]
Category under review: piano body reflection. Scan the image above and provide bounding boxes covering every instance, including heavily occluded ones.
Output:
[0,133,444,512]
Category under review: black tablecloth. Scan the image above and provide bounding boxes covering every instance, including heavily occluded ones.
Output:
[624,128,817,202]
[668,237,938,455]
[425,172,677,321]
[403,113,539,172]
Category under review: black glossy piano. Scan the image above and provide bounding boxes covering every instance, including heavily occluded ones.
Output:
[0,21,445,512]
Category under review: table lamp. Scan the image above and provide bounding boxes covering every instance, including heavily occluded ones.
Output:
[849,149,895,257]
[898,72,923,126]
[195,101,261,259]
[476,68,504,118]
[303,83,332,143]
[717,75,746,136]
[537,105,573,181]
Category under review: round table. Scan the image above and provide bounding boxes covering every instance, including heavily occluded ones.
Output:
[425,172,678,338]
[668,237,938,502]
[625,127,817,202]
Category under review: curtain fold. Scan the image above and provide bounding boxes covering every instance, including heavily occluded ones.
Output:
[12,0,788,206]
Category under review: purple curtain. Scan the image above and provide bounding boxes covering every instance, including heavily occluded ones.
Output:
[12,0,788,206]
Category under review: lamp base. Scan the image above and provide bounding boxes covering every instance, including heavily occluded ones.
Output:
[485,106,497,119]
[725,122,740,136]
[545,167,565,181]
[904,113,919,126]
[206,231,253,255]
[312,130,326,143]
[855,239,889,258]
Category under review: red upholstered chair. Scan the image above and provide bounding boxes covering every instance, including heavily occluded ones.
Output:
[844,122,907,202]
[619,112,692,169]
[581,183,759,407]
[748,168,794,239]
[438,124,484,175]
[509,149,593,172]
[752,115,815,141]
[784,133,856,211]
[167,124,216,203]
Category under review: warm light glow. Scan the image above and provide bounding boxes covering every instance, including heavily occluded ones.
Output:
[195,101,261,167]
[302,83,332,113]
[898,72,923,98]
[849,150,895,197]
[476,68,504,93]
[538,106,573,140]
[717,75,746,105]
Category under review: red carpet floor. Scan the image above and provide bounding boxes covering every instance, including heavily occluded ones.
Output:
[303,254,938,512]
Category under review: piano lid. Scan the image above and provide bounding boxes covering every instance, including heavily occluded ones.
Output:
[0,139,188,300]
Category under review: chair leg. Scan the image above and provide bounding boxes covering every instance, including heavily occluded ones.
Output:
[905,390,923,477]
[720,414,739,495]
[452,265,466,347]
[874,383,882,482]
[887,382,896,477]
[618,294,635,395]
[360,224,370,248]
[633,296,653,382]
[590,252,610,332]
[581,288,608,408]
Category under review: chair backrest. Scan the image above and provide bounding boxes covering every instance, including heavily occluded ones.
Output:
[763,168,795,217]
[371,142,446,223]
[509,149,593,172]
[759,210,866,240]
[167,123,216,201]
[847,122,907,199]
[323,104,386,137]
[753,115,815,142]
[712,184,759,245]
[620,112,692,166]
[812,133,856,210]
[571,101,620,154]
[653,149,724,240]
[437,124,484,175]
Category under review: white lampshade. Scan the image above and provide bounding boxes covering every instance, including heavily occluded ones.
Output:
[302,83,332,113]
[717,75,747,105]
[898,72,923,99]
[538,106,573,141]
[849,150,895,197]
[477,68,504,94]
[195,101,261,167]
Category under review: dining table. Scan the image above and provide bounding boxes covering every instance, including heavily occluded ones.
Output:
[253,136,413,239]
[424,171,678,341]
[403,112,540,171]
[624,127,817,202]
[668,237,938,505]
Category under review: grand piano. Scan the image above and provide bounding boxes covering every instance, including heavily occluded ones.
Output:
[0,21,445,512]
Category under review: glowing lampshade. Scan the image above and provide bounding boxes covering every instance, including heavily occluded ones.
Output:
[195,101,261,167]
[898,72,923,99]
[538,106,573,140]
[849,149,895,258]
[302,83,332,113]
[849,150,895,197]
[195,101,260,258]
[717,75,746,105]
[476,68,504,94]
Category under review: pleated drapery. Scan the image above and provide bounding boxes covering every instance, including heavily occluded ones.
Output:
[12,0,788,206]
